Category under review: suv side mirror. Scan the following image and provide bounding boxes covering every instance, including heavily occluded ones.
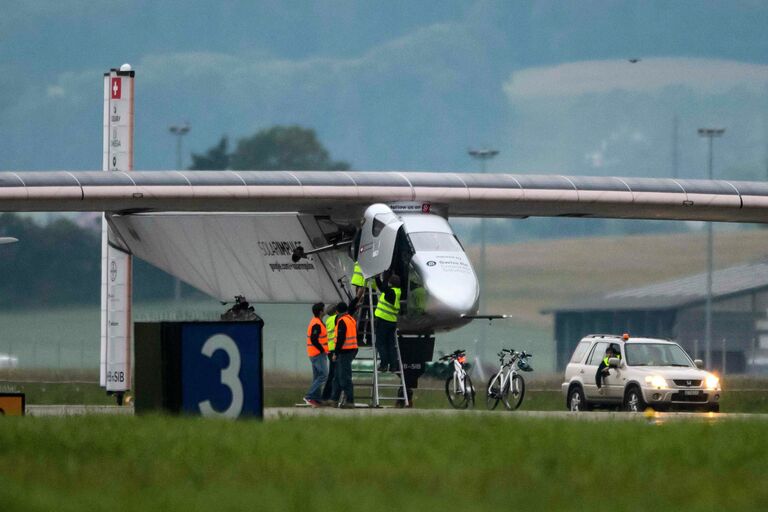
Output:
[694,359,704,369]
[608,357,621,368]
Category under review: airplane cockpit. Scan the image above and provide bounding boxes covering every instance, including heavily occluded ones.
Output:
[355,203,480,334]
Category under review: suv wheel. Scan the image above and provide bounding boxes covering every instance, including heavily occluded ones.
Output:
[567,386,590,411]
[624,386,646,412]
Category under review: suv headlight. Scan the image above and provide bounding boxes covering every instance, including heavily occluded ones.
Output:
[645,375,667,388]
[705,374,720,390]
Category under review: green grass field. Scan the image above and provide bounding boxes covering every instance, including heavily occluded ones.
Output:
[1,414,767,512]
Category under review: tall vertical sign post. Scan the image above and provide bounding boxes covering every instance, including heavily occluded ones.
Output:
[100,65,135,402]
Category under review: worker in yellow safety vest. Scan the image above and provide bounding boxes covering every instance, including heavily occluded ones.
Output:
[351,261,378,300]
[374,273,401,373]
[351,261,365,299]
[304,302,329,407]
[330,301,358,408]
[596,344,621,390]
[320,304,338,403]
[351,261,365,287]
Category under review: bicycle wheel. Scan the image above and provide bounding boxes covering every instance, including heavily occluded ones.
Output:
[464,374,475,409]
[501,374,526,410]
[486,374,502,410]
[445,373,470,409]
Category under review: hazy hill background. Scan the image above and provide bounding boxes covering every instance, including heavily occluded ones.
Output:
[1,1,767,178]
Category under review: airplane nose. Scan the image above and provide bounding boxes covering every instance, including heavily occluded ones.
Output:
[426,272,479,317]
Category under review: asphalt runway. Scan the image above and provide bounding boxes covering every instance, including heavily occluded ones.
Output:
[266,407,768,422]
[24,404,768,422]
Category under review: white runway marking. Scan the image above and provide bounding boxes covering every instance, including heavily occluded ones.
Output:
[24,404,768,422]
[26,405,134,416]
[265,407,768,422]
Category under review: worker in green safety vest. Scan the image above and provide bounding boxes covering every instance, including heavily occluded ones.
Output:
[596,344,621,390]
[373,273,401,372]
[351,261,365,287]
[351,261,378,300]
[321,304,338,402]
[409,283,426,315]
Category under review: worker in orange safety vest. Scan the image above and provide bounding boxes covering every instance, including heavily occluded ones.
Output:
[304,302,328,407]
[330,301,358,408]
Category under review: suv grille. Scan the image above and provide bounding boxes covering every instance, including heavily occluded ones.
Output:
[673,379,702,387]
[671,392,708,403]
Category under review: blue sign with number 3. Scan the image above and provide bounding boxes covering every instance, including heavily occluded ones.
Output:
[180,323,263,418]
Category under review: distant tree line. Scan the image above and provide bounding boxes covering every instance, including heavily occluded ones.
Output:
[190,125,349,171]
[0,213,197,307]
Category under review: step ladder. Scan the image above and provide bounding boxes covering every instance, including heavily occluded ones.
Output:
[351,283,409,407]
[354,294,374,347]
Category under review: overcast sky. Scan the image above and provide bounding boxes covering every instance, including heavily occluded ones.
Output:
[1,1,767,179]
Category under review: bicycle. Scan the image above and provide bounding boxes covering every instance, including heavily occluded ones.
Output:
[486,349,533,410]
[440,349,475,409]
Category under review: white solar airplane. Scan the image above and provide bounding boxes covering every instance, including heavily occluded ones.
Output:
[1,65,765,401]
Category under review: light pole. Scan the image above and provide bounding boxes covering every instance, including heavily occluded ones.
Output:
[169,123,190,301]
[672,115,679,179]
[468,148,499,346]
[698,127,725,369]
[169,123,190,170]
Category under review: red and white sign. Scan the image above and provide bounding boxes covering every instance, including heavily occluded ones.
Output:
[101,68,133,392]
[111,77,121,99]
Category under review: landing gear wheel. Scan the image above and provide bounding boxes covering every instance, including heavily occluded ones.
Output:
[708,403,720,413]
[567,386,590,412]
[501,374,525,411]
[486,375,502,410]
[624,386,647,412]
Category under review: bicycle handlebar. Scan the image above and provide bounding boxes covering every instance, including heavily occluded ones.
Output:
[496,349,534,362]
[439,350,467,362]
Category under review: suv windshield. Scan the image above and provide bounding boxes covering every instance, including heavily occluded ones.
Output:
[625,343,692,367]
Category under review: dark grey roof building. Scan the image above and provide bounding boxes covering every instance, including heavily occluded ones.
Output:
[546,262,768,373]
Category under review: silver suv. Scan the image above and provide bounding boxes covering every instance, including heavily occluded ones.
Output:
[562,334,722,412]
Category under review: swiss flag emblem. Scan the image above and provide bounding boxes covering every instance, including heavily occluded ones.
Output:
[111,77,121,99]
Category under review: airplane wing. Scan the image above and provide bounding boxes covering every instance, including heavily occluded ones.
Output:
[1,170,768,223]
[107,212,351,303]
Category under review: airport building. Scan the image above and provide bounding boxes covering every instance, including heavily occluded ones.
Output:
[547,261,768,373]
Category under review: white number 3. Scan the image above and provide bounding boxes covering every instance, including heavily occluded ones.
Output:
[198,334,244,418]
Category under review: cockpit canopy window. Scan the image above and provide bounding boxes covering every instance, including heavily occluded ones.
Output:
[372,217,386,237]
[408,232,463,252]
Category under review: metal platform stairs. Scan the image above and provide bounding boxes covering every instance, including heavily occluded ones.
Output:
[352,285,409,407]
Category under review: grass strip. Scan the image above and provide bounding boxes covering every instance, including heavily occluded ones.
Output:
[0,414,767,511]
